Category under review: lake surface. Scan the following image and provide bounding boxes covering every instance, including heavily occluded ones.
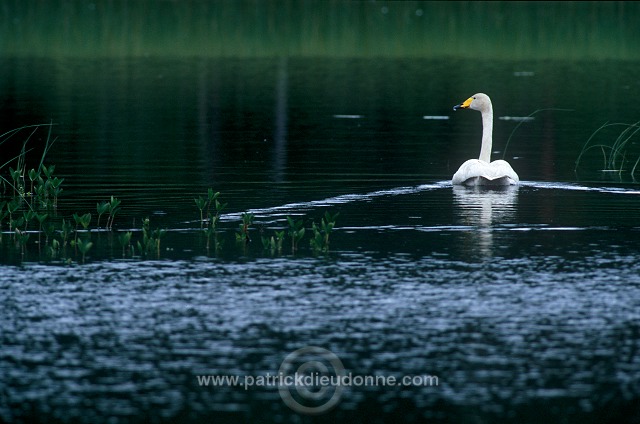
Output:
[2,55,640,423]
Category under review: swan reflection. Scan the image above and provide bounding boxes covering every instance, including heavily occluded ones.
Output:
[452,185,518,258]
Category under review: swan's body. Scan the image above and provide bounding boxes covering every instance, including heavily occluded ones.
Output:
[452,93,519,186]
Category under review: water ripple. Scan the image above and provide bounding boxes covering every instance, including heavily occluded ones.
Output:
[2,251,640,422]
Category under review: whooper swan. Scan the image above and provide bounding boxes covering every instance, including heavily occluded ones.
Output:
[452,93,519,186]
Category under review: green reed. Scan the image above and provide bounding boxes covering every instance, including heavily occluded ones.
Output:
[118,231,133,257]
[575,121,640,177]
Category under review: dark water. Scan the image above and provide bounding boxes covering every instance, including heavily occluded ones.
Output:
[2,57,640,423]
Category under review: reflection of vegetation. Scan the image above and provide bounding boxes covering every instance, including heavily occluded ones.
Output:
[575,122,640,178]
[1,1,638,60]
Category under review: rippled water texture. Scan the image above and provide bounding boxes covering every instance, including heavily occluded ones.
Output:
[2,181,640,423]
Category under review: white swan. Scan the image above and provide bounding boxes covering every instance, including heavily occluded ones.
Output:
[452,93,519,186]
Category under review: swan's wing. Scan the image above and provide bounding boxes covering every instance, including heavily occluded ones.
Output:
[452,160,488,185]
[452,159,519,186]
[489,160,520,183]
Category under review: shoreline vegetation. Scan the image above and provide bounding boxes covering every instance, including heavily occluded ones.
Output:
[0,125,340,264]
[1,1,638,60]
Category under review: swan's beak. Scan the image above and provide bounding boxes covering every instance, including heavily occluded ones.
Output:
[452,97,473,111]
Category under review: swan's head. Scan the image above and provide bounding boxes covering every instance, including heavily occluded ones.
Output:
[453,93,492,112]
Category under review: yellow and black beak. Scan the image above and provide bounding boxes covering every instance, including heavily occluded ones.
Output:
[452,96,473,111]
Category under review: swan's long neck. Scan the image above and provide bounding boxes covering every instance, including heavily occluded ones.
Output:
[479,107,493,163]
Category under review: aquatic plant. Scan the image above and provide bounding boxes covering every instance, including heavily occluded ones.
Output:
[195,188,227,252]
[287,216,305,253]
[74,237,93,263]
[0,123,56,174]
[0,124,92,263]
[151,228,167,256]
[37,165,64,208]
[194,196,207,226]
[60,219,73,247]
[194,189,226,227]
[22,209,36,233]
[14,228,29,253]
[575,121,640,177]
[72,212,92,246]
[118,231,133,257]
[310,211,339,253]
[137,217,166,257]
[35,212,48,242]
[6,200,21,231]
[10,217,24,237]
[38,214,57,246]
[1,123,347,262]
[8,167,23,197]
[236,212,254,244]
[96,201,109,228]
[0,124,120,263]
[105,196,121,230]
[23,164,64,209]
[46,238,61,259]
[203,215,223,253]
[27,168,38,195]
[262,230,285,254]
[50,177,64,208]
